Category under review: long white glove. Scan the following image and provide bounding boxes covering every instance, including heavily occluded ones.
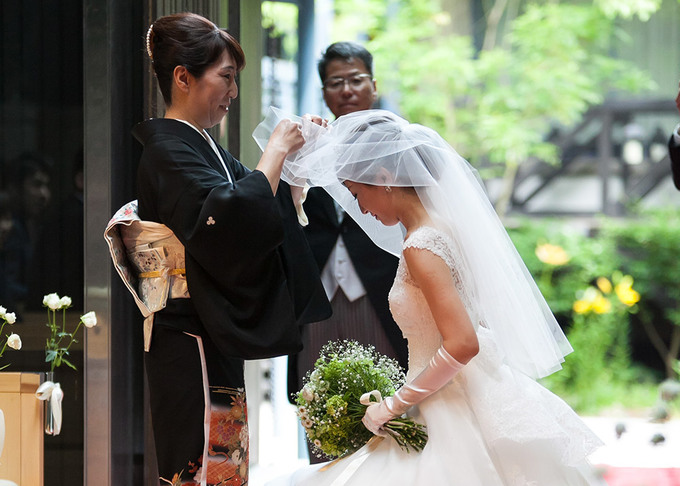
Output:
[362,346,464,435]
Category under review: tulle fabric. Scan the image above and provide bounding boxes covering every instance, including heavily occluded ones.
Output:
[253,107,571,379]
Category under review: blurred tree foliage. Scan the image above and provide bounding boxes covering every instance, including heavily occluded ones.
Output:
[603,208,680,380]
[507,208,680,412]
[262,1,299,60]
[332,0,658,216]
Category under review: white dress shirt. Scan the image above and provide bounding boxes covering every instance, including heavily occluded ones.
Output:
[319,203,367,302]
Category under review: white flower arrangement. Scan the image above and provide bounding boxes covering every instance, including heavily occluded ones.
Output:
[295,340,428,459]
[0,305,20,370]
[43,293,97,371]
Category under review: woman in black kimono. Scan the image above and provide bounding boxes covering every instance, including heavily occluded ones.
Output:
[124,12,330,486]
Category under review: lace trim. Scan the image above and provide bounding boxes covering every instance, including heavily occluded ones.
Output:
[401,227,477,321]
[403,226,456,269]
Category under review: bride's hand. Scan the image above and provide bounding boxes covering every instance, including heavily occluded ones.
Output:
[362,400,394,437]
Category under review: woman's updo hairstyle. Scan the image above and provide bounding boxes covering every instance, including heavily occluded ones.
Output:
[146,12,245,106]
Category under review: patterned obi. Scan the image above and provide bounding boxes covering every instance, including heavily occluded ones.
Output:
[104,200,189,351]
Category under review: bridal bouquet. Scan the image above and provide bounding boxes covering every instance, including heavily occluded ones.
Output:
[295,340,428,459]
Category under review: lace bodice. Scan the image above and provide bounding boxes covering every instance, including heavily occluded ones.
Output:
[389,226,480,378]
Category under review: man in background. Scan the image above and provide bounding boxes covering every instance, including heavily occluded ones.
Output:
[289,42,409,463]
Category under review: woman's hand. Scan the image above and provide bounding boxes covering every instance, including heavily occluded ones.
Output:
[256,119,304,194]
[302,114,328,128]
[267,119,305,157]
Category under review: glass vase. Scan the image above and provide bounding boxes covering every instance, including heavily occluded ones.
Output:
[43,371,57,435]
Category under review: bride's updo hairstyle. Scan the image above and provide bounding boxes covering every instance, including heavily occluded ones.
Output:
[146,12,245,106]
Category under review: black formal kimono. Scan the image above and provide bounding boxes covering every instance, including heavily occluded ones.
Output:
[131,118,330,485]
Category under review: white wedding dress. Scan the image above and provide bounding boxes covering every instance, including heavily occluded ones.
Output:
[269,226,603,486]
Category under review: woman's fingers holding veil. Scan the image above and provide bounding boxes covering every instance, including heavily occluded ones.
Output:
[270,119,305,155]
[302,113,328,128]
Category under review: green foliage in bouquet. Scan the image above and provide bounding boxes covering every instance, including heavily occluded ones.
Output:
[295,340,427,459]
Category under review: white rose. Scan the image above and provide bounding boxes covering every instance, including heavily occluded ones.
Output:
[43,293,61,310]
[0,306,6,316]
[301,385,315,402]
[81,311,97,328]
[7,333,21,350]
[59,296,72,308]
[4,312,15,324]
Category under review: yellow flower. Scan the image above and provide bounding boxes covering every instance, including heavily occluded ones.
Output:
[573,300,591,314]
[592,294,612,314]
[573,287,612,314]
[615,275,640,306]
[596,277,613,294]
[535,243,570,266]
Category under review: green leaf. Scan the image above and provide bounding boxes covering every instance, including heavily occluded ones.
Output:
[61,358,77,371]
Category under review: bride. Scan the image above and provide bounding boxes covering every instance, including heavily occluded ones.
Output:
[256,109,604,485]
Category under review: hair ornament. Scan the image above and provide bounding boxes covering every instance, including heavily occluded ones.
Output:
[146,24,154,60]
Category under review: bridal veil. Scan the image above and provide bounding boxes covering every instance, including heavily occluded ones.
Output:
[253,107,573,379]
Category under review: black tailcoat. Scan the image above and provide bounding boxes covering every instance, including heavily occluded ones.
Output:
[669,133,680,190]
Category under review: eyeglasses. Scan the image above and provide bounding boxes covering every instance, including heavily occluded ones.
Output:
[322,73,373,92]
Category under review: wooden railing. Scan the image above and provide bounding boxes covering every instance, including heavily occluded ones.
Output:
[511,98,677,216]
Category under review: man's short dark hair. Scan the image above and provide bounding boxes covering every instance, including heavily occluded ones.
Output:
[317,41,373,83]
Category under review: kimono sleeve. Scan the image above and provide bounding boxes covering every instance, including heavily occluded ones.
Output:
[138,138,304,358]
